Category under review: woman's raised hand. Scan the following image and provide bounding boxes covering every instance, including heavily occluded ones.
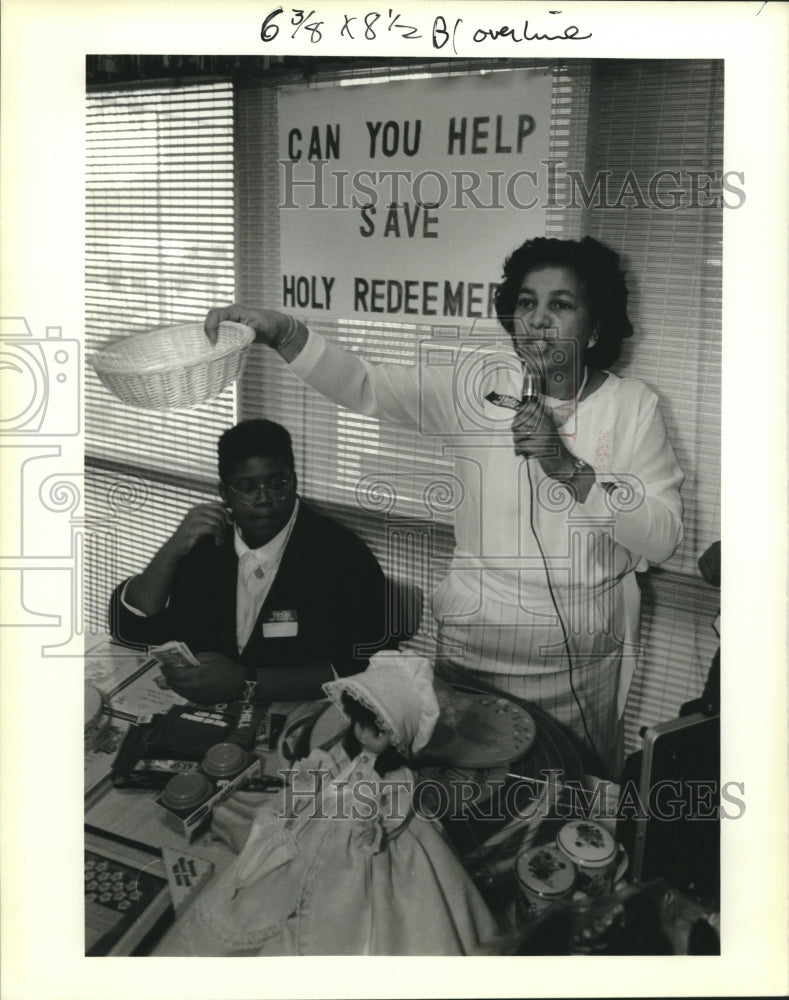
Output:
[204,304,290,347]
[168,502,231,556]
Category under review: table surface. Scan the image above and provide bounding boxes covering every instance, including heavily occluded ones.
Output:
[84,634,314,952]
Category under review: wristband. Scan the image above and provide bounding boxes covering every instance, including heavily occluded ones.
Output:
[561,456,595,500]
[554,455,590,482]
[568,457,591,479]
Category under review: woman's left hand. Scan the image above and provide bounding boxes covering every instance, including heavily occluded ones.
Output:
[511,398,571,478]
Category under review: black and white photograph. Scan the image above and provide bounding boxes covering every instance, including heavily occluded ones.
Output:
[1,2,787,998]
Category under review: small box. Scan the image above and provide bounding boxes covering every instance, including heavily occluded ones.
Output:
[156,756,262,841]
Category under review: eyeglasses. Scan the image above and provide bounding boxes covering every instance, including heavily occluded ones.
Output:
[226,475,293,503]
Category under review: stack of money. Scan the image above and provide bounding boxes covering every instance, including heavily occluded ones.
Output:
[149,640,199,671]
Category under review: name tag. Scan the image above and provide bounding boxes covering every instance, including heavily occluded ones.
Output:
[262,609,298,638]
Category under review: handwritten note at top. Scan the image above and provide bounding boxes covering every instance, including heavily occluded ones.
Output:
[260,7,592,53]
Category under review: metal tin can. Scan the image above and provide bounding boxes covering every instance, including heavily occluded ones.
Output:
[555,819,618,896]
[160,771,214,820]
[515,845,577,919]
[201,741,249,782]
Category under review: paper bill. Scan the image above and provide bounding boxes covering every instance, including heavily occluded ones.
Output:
[148,640,200,671]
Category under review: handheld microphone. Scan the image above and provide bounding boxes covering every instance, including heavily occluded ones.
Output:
[521,370,542,402]
[517,368,544,435]
[484,368,544,412]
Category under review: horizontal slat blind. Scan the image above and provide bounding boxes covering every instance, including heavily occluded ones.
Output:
[85,82,236,476]
[85,81,236,630]
[85,466,219,634]
[246,318,458,520]
[582,61,723,740]
[625,571,720,749]
[584,60,722,575]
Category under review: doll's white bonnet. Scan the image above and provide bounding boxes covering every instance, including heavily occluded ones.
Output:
[323,652,439,756]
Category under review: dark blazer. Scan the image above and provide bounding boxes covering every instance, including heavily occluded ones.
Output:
[109,502,395,678]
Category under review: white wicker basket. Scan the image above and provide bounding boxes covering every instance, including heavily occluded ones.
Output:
[88,321,255,410]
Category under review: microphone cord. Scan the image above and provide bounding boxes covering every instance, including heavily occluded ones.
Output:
[525,458,603,774]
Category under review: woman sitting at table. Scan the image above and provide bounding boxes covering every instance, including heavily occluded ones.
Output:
[204,236,684,777]
[109,419,396,704]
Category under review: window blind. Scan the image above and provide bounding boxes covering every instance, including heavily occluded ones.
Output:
[580,60,723,746]
[85,80,236,631]
[84,466,219,635]
[584,60,722,577]
[627,569,720,741]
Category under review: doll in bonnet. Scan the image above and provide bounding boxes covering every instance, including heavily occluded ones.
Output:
[161,652,500,955]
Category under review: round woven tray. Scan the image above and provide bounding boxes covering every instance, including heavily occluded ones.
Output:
[419,678,537,768]
[88,320,255,410]
[278,680,538,771]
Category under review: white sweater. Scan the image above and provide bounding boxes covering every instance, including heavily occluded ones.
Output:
[290,330,684,606]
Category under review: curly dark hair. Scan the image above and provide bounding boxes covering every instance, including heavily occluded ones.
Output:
[340,691,408,777]
[493,236,634,371]
[217,418,295,483]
